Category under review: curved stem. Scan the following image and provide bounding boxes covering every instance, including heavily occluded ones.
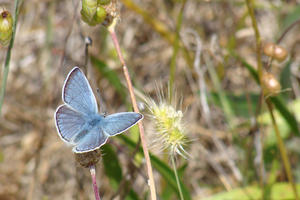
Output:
[277,18,300,44]
[246,1,299,199]
[108,22,157,200]
[171,155,184,200]
[245,0,263,83]
[266,101,299,200]
[0,0,21,115]
[90,165,101,200]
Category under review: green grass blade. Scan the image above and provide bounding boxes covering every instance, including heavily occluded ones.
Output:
[270,97,300,136]
[102,144,123,185]
[236,55,300,136]
[91,55,127,101]
[102,144,139,200]
[119,135,192,200]
[202,183,300,200]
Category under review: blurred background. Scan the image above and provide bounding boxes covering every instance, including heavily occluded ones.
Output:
[1,0,300,199]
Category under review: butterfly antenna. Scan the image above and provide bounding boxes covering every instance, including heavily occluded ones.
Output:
[96,88,107,116]
[84,36,92,74]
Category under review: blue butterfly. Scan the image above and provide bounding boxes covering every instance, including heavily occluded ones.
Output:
[54,67,143,153]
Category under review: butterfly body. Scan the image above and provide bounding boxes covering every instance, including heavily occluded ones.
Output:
[54,67,143,153]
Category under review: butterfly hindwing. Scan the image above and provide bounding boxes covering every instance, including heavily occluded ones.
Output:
[55,104,87,144]
[63,67,98,114]
[73,126,108,153]
[102,112,143,136]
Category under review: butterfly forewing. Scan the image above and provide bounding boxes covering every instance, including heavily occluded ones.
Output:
[73,126,108,153]
[63,67,98,114]
[54,67,144,153]
[55,105,87,144]
[102,112,143,136]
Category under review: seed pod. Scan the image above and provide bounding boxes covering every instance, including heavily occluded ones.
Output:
[263,42,288,62]
[74,149,101,168]
[98,0,111,5]
[0,10,13,46]
[81,0,97,24]
[263,43,276,57]
[262,72,281,97]
[81,9,98,26]
[93,6,107,24]
[273,45,287,62]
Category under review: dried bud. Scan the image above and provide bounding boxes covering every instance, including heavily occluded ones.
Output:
[74,149,101,168]
[0,10,13,46]
[100,1,117,27]
[263,42,288,62]
[273,45,287,62]
[262,72,281,97]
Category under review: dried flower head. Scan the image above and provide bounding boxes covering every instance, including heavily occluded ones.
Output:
[263,42,288,62]
[75,149,102,168]
[0,9,13,46]
[262,72,281,97]
[145,89,189,158]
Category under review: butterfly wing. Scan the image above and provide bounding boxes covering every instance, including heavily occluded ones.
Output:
[102,112,143,136]
[73,126,108,153]
[55,104,87,144]
[63,67,98,114]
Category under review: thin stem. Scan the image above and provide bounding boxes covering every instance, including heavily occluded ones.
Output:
[89,165,101,200]
[266,101,299,200]
[277,18,300,44]
[246,1,299,199]
[245,0,263,83]
[171,155,184,200]
[108,22,157,200]
[169,0,186,102]
[0,0,21,115]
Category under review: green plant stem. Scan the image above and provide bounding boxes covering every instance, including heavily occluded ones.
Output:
[245,0,263,83]
[266,100,299,200]
[204,54,234,129]
[107,20,157,200]
[169,0,186,102]
[246,1,299,199]
[0,0,21,115]
[171,155,184,200]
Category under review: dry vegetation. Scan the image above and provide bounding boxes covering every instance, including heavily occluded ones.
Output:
[1,0,300,199]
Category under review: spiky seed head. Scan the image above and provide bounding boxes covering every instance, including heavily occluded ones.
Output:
[146,94,189,159]
[0,9,13,46]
